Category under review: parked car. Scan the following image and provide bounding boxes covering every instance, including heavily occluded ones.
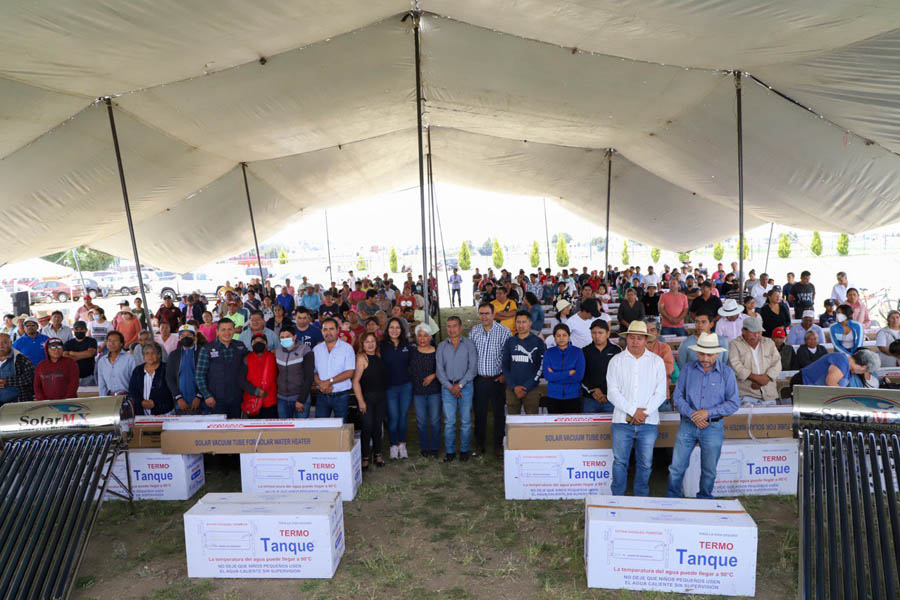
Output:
[108,273,150,296]
[157,272,222,300]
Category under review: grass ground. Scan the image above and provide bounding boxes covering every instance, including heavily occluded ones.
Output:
[73,308,798,600]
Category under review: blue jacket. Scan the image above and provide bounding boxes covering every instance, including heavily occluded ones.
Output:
[542,344,585,400]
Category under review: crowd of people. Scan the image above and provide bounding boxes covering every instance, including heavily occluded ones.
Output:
[0,261,896,498]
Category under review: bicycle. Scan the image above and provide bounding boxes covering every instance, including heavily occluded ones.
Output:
[862,287,900,326]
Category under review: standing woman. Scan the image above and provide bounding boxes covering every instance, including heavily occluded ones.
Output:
[382,317,413,460]
[542,324,585,414]
[760,289,791,337]
[410,324,441,458]
[352,332,388,470]
[128,342,174,416]
[198,311,217,343]
[830,304,865,355]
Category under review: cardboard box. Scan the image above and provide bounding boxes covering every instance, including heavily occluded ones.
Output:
[105,448,205,501]
[655,408,793,447]
[506,414,613,450]
[184,494,345,579]
[504,439,613,500]
[682,438,798,498]
[585,495,757,596]
[132,414,226,449]
[240,439,362,501]
[161,418,354,454]
[198,492,341,505]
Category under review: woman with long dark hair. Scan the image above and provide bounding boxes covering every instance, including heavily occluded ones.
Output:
[352,331,388,469]
[382,317,412,460]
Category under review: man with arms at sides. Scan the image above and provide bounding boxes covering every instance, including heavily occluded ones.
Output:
[606,321,667,496]
[501,311,546,416]
[195,318,262,419]
[437,316,478,462]
[581,319,621,414]
[312,318,356,421]
[97,331,136,397]
[469,302,512,458]
[658,278,689,336]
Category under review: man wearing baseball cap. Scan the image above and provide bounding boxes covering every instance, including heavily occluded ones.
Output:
[33,338,79,401]
[819,299,837,328]
[666,332,740,499]
[12,317,48,366]
[727,317,781,406]
[787,310,825,346]
[771,326,798,371]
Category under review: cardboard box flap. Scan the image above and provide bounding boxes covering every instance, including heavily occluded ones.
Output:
[131,414,226,449]
[198,492,340,505]
[585,495,757,528]
[507,415,613,425]
[161,421,354,454]
[162,418,343,431]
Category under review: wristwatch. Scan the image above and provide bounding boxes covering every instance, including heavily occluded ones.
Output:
[329,377,334,384]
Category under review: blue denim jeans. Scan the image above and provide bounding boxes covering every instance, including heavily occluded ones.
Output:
[661,326,687,336]
[666,417,725,499]
[315,390,349,421]
[611,422,658,496]
[582,396,615,413]
[442,383,473,454]
[386,382,413,445]
[277,394,311,419]
[414,392,442,452]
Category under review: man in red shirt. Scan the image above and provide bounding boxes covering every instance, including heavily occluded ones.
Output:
[34,338,79,400]
[155,295,184,332]
[587,270,603,291]
[658,278,689,336]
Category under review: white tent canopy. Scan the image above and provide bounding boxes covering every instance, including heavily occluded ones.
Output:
[3,1,900,272]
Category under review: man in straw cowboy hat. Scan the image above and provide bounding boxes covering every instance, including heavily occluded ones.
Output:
[714,298,745,344]
[666,332,740,499]
[606,320,667,496]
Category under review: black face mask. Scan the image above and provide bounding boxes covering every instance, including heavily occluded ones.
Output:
[252,342,267,353]
[181,337,194,348]
[73,331,86,340]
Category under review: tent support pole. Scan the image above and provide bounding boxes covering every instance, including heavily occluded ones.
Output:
[411,12,430,326]
[764,222,774,274]
[241,162,266,286]
[735,71,745,295]
[435,197,452,322]
[324,210,334,283]
[604,149,612,275]
[427,129,448,333]
[543,198,551,269]
[105,98,153,335]
[71,249,89,302]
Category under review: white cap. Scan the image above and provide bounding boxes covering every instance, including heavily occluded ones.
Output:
[178,324,196,334]
[802,310,816,319]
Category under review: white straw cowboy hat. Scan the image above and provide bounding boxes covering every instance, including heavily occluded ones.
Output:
[688,332,727,354]
[622,321,651,336]
[718,298,742,318]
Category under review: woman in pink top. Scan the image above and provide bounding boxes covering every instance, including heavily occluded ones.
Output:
[846,288,870,328]
[198,311,217,344]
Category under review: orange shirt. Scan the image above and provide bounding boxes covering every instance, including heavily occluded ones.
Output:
[116,317,141,347]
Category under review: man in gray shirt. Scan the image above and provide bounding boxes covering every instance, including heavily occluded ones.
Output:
[436,316,478,462]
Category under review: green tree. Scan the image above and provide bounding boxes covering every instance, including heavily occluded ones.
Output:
[712,242,724,261]
[458,241,471,270]
[556,235,569,267]
[621,240,630,265]
[356,255,367,271]
[777,234,791,258]
[739,239,749,260]
[389,247,398,273]
[551,232,573,244]
[43,247,116,272]
[677,252,690,263]
[837,233,850,256]
[478,238,493,256]
[530,240,541,268]
[650,248,660,263]
[492,239,504,268]
[810,231,823,256]
[591,236,607,252]
[277,249,289,265]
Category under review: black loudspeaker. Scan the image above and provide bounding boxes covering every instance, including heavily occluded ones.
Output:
[11,292,29,317]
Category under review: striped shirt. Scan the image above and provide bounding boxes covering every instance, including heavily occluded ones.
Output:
[469,323,512,377]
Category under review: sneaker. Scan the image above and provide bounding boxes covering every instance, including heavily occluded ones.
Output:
[443,453,456,463]
[459,452,470,462]
[398,443,408,459]
[389,445,399,460]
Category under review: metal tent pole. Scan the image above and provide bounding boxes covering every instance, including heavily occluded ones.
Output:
[543,198,551,268]
[427,129,450,322]
[764,222,774,274]
[71,249,89,301]
[240,163,266,286]
[735,72,745,294]
[605,149,612,273]
[324,210,334,282]
[104,98,153,335]
[410,12,430,326]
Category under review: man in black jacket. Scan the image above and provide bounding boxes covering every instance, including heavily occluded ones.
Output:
[581,320,621,413]
[195,318,262,419]
[166,325,203,414]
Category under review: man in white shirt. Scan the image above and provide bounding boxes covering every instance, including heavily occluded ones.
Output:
[449,268,463,307]
[606,321,667,496]
[750,273,774,308]
[41,311,73,343]
[831,271,849,304]
[312,318,356,421]
[715,299,746,344]
[643,266,660,289]
[557,298,606,349]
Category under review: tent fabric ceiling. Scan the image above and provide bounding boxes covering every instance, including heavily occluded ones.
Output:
[2,2,900,272]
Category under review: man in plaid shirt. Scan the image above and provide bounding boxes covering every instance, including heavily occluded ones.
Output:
[469,302,511,458]
[0,333,34,403]
[195,318,262,418]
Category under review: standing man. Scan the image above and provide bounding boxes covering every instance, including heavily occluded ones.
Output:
[277,285,296,314]
[166,325,203,415]
[436,316,478,462]
[13,317,48,367]
[275,326,315,419]
[0,333,34,403]
[558,298,604,349]
[470,302,512,458]
[689,281,722,322]
[96,331,136,397]
[238,310,278,350]
[75,295,97,323]
[195,318,259,419]
[156,295,184,331]
[790,271,816,320]
[63,321,98,386]
[581,319,621,413]
[41,311,73,343]
[666,333,740,498]
[312,318,356,421]
[449,268,463,307]
[606,321,667,496]
[658,278,689,336]
[728,317,781,407]
[501,311,546,416]
[294,307,324,350]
